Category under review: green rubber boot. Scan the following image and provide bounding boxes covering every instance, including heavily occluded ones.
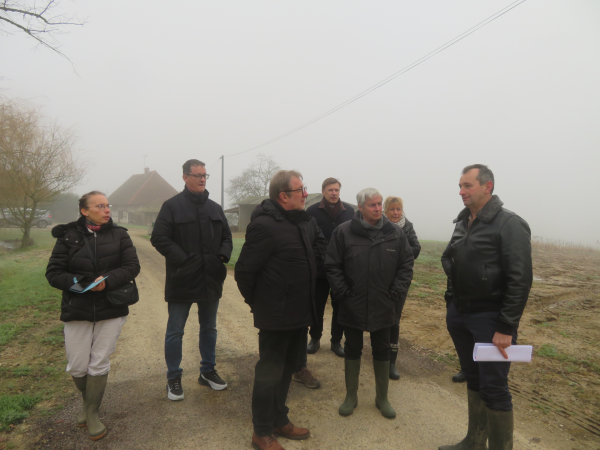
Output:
[438,389,488,450]
[487,408,513,450]
[339,359,361,416]
[373,360,396,419]
[72,376,87,428]
[85,374,108,441]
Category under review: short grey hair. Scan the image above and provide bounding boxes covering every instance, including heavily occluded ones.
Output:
[269,170,303,201]
[356,188,382,207]
[462,164,495,194]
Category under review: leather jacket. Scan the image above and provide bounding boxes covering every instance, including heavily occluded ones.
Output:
[441,195,532,335]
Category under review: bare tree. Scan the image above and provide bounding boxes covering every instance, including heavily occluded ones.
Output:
[0,99,85,246]
[225,154,281,207]
[0,0,83,57]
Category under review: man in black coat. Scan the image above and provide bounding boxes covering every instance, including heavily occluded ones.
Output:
[439,164,532,450]
[235,170,327,450]
[325,188,414,420]
[151,159,232,401]
[304,177,354,358]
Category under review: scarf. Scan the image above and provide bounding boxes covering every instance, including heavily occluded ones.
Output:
[85,218,101,232]
[390,212,406,229]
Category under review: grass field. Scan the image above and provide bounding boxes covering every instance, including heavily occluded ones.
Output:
[0,228,72,438]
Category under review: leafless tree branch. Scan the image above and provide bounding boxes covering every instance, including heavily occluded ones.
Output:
[0,0,85,59]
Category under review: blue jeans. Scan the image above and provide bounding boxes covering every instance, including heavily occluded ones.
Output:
[165,300,219,379]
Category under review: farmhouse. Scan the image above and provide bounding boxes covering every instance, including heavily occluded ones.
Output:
[108,168,178,226]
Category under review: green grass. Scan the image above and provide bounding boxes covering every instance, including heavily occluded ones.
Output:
[0,227,73,442]
[536,343,600,374]
[227,238,245,267]
[0,394,41,431]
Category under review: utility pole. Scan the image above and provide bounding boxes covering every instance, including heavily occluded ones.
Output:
[221,155,225,209]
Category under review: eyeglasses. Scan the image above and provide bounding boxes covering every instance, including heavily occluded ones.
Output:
[186,173,210,180]
[91,204,112,210]
[283,186,308,194]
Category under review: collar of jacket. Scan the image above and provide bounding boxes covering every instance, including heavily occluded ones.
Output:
[183,185,209,204]
[318,197,345,218]
[350,210,395,238]
[252,199,310,224]
[453,195,504,224]
[51,217,116,238]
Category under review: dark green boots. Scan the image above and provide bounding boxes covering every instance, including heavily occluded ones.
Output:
[86,374,108,440]
[71,376,87,428]
[339,359,360,416]
[487,408,514,450]
[339,359,397,419]
[72,374,108,440]
[373,360,396,419]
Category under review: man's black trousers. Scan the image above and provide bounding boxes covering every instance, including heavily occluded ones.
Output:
[446,302,517,411]
[252,328,304,436]
[344,326,391,361]
[309,277,344,342]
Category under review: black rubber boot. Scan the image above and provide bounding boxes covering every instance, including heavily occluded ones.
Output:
[438,389,487,450]
[452,370,467,383]
[72,376,87,428]
[389,349,400,380]
[307,338,320,354]
[373,360,396,419]
[487,408,513,450]
[339,359,360,416]
[86,374,108,441]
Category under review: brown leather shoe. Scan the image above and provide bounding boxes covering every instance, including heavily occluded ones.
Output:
[292,367,321,389]
[252,433,285,450]
[273,421,310,440]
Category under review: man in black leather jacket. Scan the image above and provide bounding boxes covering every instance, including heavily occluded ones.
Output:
[235,170,327,450]
[439,164,532,450]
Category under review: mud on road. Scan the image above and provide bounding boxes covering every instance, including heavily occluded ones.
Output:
[22,233,600,449]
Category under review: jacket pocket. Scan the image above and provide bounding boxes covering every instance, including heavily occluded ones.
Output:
[209,212,223,243]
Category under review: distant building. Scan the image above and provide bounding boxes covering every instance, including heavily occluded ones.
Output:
[108,168,178,225]
[225,193,357,233]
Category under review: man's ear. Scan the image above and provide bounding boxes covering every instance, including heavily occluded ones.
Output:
[485,181,493,194]
[278,192,287,203]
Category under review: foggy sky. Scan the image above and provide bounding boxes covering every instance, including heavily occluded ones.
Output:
[1,1,599,245]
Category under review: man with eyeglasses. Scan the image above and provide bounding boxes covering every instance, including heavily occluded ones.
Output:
[235,170,327,450]
[151,159,232,401]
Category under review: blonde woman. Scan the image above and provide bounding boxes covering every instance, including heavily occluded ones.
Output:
[383,196,420,380]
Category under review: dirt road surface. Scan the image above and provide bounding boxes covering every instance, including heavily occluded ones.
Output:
[30,233,593,449]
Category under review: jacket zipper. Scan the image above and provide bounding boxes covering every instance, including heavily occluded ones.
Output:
[93,232,97,324]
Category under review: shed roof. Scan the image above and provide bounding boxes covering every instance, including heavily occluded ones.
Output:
[108,170,178,207]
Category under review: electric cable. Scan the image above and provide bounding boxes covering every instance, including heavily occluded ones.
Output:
[226,0,527,158]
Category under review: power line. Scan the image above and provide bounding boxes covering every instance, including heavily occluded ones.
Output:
[227,0,527,158]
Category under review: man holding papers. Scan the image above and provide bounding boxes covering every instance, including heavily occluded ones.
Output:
[440,164,532,450]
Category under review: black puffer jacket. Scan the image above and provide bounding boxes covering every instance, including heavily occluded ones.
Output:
[46,218,141,322]
[306,200,354,278]
[441,195,532,335]
[151,187,232,303]
[325,213,414,332]
[391,218,421,260]
[234,200,328,331]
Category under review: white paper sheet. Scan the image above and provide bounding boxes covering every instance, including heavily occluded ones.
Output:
[473,343,532,362]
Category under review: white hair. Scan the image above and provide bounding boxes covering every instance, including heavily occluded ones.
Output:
[356,188,382,207]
